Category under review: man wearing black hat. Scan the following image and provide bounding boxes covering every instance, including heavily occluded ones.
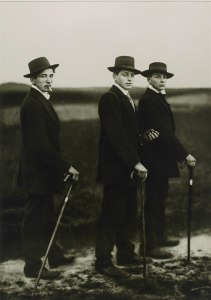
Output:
[138,62,196,259]
[18,57,79,278]
[95,56,159,278]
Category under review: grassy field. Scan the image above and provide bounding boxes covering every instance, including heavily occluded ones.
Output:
[0,82,210,106]
[0,88,211,256]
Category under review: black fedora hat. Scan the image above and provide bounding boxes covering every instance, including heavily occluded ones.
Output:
[142,62,174,78]
[108,56,141,75]
[23,57,59,78]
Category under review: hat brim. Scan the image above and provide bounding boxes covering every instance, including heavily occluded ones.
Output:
[141,70,174,79]
[23,64,59,78]
[107,66,142,75]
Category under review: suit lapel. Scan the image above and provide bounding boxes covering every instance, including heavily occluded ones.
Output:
[147,88,175,130]
[110,85,140,135]
[30,88,59,124]
[159,93,175,130]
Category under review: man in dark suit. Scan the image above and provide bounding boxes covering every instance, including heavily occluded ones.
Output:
[18,57,79,278]
[138,62,196,259]
[95,56,158,278]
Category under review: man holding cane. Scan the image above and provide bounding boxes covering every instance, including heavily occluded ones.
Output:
[138,62,196,259]
[95,56,158,278]
[18,57,79,279]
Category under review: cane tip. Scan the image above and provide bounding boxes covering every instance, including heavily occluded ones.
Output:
[31,290,37,297]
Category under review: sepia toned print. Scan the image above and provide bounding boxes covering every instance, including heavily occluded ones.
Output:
[0,1,210,299]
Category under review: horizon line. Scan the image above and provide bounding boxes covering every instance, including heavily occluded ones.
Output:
[0,81,211,90]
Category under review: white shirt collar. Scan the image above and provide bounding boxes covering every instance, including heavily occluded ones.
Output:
[114,83,129,96]
[114,83,135,110]
[148,84,166,95]
[31,84,50,100]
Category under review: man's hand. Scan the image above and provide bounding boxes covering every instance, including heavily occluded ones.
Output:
[185,154,196,167]
[143,129,159,142]
[132,162,148,182]
[65,166,79,182]
[180,154,196,169]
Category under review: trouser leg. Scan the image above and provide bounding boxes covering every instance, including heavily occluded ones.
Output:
[115,187,137,259]
[155,178,169,244]
[22,193,63,271]
[144,178,169,251]
[95,185,137,268]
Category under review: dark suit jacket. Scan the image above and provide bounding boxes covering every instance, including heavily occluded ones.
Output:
[97,85,143,186]
[18,88,70,195]
[138,88,188,178]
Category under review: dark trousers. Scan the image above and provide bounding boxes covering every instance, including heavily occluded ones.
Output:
[22,194,63,271]
[144,178,169,251]
[95,185,138,268]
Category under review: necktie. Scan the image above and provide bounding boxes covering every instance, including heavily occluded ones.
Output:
[45,92,50,100]
[126,92,136,111]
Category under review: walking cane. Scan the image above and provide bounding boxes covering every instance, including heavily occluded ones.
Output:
[132,170,147,280]
[33,176,75,294]
[140,182,146,281]
[187,166,194,263]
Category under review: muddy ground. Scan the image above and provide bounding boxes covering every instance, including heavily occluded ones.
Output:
[0,232,211,300]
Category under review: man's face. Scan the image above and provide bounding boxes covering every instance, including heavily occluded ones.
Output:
[148,73,167,91]
[113,70,135,90]
[31,68,54,92]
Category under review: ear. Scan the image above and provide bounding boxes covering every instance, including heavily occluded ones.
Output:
[30,77,36,84]
[113,73,117,81]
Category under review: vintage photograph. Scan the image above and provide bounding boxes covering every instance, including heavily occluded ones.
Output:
[0,1,210,299]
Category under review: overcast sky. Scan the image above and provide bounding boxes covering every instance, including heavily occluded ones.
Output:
[0,1,210,88]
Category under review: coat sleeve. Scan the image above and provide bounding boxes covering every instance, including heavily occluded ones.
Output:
[139,97,188,162]
[21,101,70,177]
[99,92,140,169]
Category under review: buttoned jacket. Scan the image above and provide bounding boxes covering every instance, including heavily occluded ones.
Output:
[18,88,69,194]
[138,88,188,178]
[97,85,143,185]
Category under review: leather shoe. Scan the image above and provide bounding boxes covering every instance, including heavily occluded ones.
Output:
[24,267,60,279]
[146,249,173,259]
[96,264,130,278]
[159,238,180,247]
[117,254,152,266]
[48,255,75,268]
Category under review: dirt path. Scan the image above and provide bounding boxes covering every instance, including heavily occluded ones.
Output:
[0,233,211,300]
